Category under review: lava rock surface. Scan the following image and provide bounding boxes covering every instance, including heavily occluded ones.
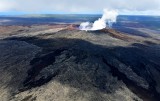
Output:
[0,25,160,101]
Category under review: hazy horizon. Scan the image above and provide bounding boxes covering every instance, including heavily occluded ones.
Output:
[1,13,160,17]
[0,0,160,16]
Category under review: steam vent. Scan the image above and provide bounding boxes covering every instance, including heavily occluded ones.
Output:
[0,8,160,101]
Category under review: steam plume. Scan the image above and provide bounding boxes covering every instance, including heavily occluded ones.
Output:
[79,9,118,31]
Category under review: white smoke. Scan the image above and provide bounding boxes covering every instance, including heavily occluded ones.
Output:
[79,9,118,31]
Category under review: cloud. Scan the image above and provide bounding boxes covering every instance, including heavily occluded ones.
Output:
[0,0,160,15]
[0,1,15,11]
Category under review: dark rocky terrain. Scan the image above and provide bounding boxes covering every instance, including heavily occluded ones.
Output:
[0,24,160,101]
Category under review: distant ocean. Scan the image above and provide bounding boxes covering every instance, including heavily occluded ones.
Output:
[0,15,160,27]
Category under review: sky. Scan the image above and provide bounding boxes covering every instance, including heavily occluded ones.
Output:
[0,0,160,15]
